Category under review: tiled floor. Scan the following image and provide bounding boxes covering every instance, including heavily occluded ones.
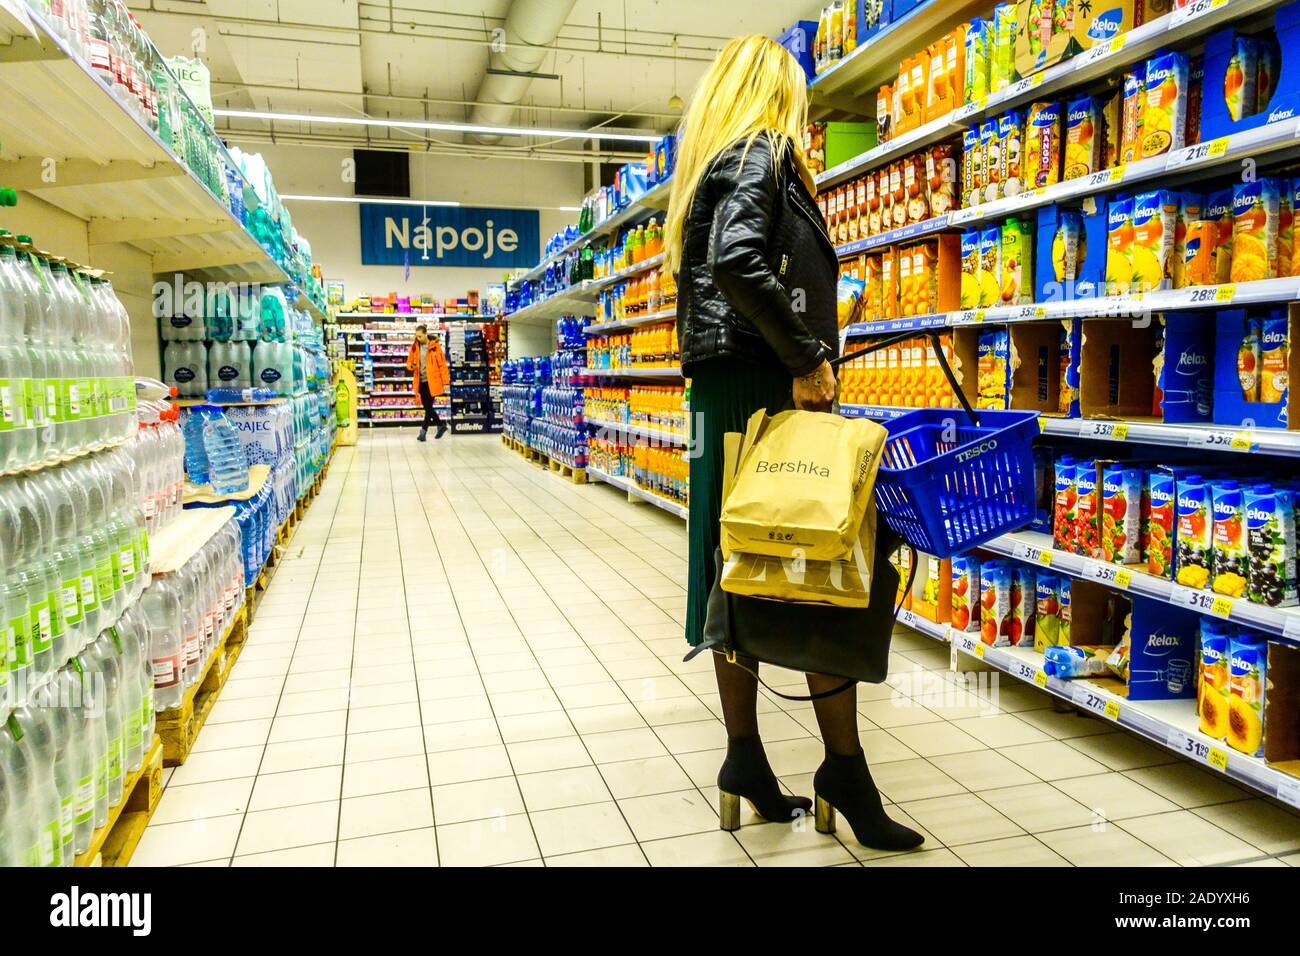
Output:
[132,431,1300,867]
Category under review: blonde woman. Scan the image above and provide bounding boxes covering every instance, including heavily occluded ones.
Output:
[664,35,922,852]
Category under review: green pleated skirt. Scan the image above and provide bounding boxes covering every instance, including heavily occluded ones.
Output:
[684,357,792,647]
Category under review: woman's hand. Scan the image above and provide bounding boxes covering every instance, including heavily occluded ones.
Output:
[792,359,837,412]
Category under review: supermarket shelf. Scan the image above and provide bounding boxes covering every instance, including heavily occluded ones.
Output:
[808,0,990,117]
[1039,416,1300,457]
[506,253,666,325]
[335,312,499,320]
[947,630,1300,810]
[983,529,1300,644]
[583,366,684,381]
[0,7,297,285]
[897,608,950,644]
[839,403,919,420]
[834,214,952,258]
[586,252,666,294]
[587,306,678,334]
[587,465,689,520]
[843,312,951,336]
[585,416,687,447]
[814,0,1278,188]
[294,292,329,326]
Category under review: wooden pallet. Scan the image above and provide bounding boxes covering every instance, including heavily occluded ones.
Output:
[548,457,588,484]
[74,735,164,867]
[156,608,250,766]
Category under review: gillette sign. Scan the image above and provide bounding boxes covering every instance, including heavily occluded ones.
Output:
[360,203,539,268]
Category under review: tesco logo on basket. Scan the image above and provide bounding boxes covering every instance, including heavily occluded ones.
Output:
[954,438,998,463]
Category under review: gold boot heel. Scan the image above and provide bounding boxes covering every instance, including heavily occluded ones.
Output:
[719,791,741,831]
[815,794,836,834]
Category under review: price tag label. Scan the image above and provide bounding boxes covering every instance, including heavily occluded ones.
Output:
[1215,284,1236,302]
[1103,700,1122,721]
[1088,420,1129,440]
[1074,685,1110,715]
[1075,34,1126,71]
[1276,776,1300,808]
[955,97,989,122]
[948,206,982,226]
[1037,416,1048,433]
[1013,541,1044,563]
[1188,429,1257,453]
[1171,0,1229,28]
[1174,585,1221,615]
[1210,595,1234,618]
[1033,669,1049,688]
[1208,747,1229,771]
[1087,560,1133,590]
[973,642,986,659]
[1016,304,1048,320]
[1115,568,1133,589]
[1085,167,1125,189]
[1166,137,1230,171]
[1284,615,1300,641]
[1006,73,1046,99]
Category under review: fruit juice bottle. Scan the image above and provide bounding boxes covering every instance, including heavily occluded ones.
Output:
[646,270,661,313]
[885,341,903,406]
[908,338,925,406]
[645,217,663,258]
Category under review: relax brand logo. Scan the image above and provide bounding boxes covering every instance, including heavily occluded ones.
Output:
[754,459,830,478]
[50,887,151,936]
[1268,106,1296,124]
[1246,503,1274,528]
[1176,351,1207,372]
[1146,633,1182,648]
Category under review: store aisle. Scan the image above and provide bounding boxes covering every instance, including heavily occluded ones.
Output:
[131,433,1300,867]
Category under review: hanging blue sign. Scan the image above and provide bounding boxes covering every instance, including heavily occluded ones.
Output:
[359,203,540,268]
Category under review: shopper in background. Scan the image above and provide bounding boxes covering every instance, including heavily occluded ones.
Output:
[408,324,449,441]
[663,34,922,852]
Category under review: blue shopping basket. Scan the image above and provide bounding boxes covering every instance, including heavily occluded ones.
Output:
[833,331,1040,559]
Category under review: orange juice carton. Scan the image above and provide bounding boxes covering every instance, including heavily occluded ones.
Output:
[964,19,991,102]
[1225,36,1259,123]
[1244,482,1296,607]
[979,560,1013,646]
[926,144,957,216]
[977,327,1010,410]
[1011,564,1036,648]
[906,55,929,132]
[1277,182,1294,280]
[1130,189,1178,292]
[980,119,1003,204]
[951,554,981,632]
[1206,188,1235,284]
[1174,473,1213,590]
[880,246,898,318]
[1140,51,1189,159]
[1000,217,1034,305]
[1228,635,1267,756]
[1121,71,1144,163]
[876,82,894,143]
[1035,572,1060,650]
[999,110,1025,197]
[905,153,928,223]
[1172,192,1203,289]
[1210,479,1249,598]
[1197,621,1231,735]
[978,226,1002,307]
[991,3,1017,92]
[1230,177,1281,283]
[1101,89,1122,171]
[1183,218,1218,287]
[1064,94,1100,180]
[1260,314,1289,405]
[1101,463,1144,565]
[1106,194,1135,295]
[1025,101,1061,189]
[916,555,952,623]
[897,249,915,316]
[960,229,982,308]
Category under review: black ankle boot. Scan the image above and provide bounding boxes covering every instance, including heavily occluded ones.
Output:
[717,736,812,830]
[813,749,925,851]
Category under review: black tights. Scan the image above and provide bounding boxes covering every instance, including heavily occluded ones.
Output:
[418,382,443,429]
[713,653,860,755]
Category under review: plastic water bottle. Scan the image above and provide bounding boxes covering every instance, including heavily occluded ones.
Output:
[233,291,259,341]
[142,575,184,711]
[24,684,76,865]
[1,712,60,866]
[182,406,212,485]
[0,241,32,472]
[83,632,125,810]
[209,340,252,392]
[59,663,97,856]
[13,475,59,684]
[207,385,277,404]
[204,411,249,495]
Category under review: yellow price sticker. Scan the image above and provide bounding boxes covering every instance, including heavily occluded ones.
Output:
[1230,432,1255,451]
[1208,137,1229,158]
[1112,423,1130,440]
[973,310,987,323]
[1033,670,1048,688]
[1103,700,1122,721]
[1210,596,1233,618]
[1114,568,1133,589]
[1038,550,1054,568]
[1215,284,1236,302]
[1208,747,1229,771]
[973,643,986,659]
[1037,416,1048,433]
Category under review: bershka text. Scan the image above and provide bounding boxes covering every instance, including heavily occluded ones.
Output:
[754,459,830,477]
[50,887,152,936]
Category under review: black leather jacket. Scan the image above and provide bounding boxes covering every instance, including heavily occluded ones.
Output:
[676,134,840,378]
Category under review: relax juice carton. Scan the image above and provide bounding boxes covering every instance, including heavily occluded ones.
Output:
[1260,314,1289,404]
[1000,217,1033,305]
[951,554,981,632]
[1101,463,1144,565]
[991,3,1017,92]
[1121,71,1144,164]
[1277,186,1293,280]
[1206,188,1235,284]
[978,226,1002,307]
[1140,51,1189,158]
[1130,189,1177,292]
[960,229,982,308]
[1225,36,1259,122]
[976,327,1010,410]
[1244,482,1298,607]
[1106,194,1135,295]
[1064,94,1100,180]
[962,125,981,208]
[1011,564,1036,648]
[1187,54,1204,146]
[1210,480,1249,598]
[981,119,1003,204]
[1173,193,1203,289]
[1231,178,1281,283]
[1075,459,1102,559]
[979,559,1013,646]
[1035,573,1060,651]
[1057,576,1073,645]
[999,110,1024,198]
[1198,620,1231,736]
[1025,102,1061,190]
[1054,455,1079,554]
[964,19,991,103]
[1227,635,1267,756]
[1149,468,1180,580]
[1292,180,1300,277]
[1175,474,1213,589]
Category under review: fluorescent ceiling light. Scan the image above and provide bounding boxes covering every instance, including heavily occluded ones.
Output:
[214,108,662,144]
[281,194,460,207]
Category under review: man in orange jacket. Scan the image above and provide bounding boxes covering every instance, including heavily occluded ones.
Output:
[408,324,450,441]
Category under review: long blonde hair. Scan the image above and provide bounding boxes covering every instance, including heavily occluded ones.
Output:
[662,34,814,275]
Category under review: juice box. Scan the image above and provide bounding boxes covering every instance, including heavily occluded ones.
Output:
[1173,193,1203,289]
[1101,89,1122,171]
[1057,576,1073,646]
[1058,321,1074,413]
[977,327,1010,410]
[897,249,914,317]
[980,119,1003,204]
[1054,455,1079,553]
[951,554,981,632]
[1239,316,1261,402]
[1277,184,1293,280]
[962,125,980,207]
[1051,209,1085,285]
[1230,178,1281,284]
[978,226,1002,307]
[917,555,951,622]
[1174,473,1212,589]
[1292,180,1300,277]
[1000,217,1033,305]
[1227,635,1267,756]
[1183,219,1217,286]
[1260,314,1289,404]
[1025,101,1061,190]
[1210,480,1249,597]
[991,3,1017,92]
[1101,463,1143,565]
[1120,71,1143,164]
[1206,188,1235,284]
[925,143,957,215]
[1064,95,1100,180]
[1187,55,1204,146]
[999,110,1024,198]
[1244,482,1298,607]
[1106,194,1135,295]
[1130,189,1177,292]
[1140,51,1189,159]
[1198,620,1230,735]
[960,229,982,308]
[965,19,991,102]
[1225,36,1259,123]
[1075,459,1101,559]
[979,560,1013,646]
[1011,564,1036,648]
[1035,573,1060,651]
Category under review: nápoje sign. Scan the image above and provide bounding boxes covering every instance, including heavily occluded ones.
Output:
[359,203,539,268]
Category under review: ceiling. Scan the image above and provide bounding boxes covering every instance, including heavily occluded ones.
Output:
[129,0,815,164]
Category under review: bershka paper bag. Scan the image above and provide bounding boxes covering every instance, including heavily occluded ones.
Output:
[720,409,887,562]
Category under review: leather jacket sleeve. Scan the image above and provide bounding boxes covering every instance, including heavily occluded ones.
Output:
[704,138,831,379]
